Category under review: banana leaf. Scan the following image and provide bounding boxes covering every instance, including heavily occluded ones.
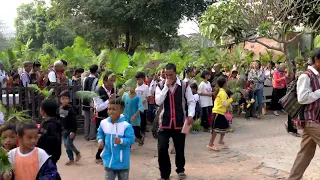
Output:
[0,101,31,123]
[0,147,12,174]
[106,50,130,75]
[227,79,241,102]
[117,78,137,97]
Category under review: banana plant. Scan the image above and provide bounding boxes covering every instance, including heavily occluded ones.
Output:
[27,84,54,99]
[0,146,12,174]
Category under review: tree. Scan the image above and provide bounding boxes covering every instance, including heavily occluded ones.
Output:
[52,0,209,53]
[0,20,9,53]
[200,0,320,70]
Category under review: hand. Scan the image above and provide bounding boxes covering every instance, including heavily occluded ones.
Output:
[114,137,121,144]
[98,141,104,149]
[230,95,235,99]
[131,115,137,123]
[69,132,75,139]
[3,172,12,180]
[187,116,194,125]
[166,79,174,87]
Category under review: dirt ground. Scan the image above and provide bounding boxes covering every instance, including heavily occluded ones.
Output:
[57,114,320,180]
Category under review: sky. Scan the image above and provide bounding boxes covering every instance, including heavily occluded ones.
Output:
[0,0,199,36]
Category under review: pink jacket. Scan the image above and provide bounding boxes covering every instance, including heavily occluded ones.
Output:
[273,69,287,89]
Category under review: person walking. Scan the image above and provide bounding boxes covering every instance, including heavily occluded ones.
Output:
[271,63,288,116]
[155,63,195,180]
[288,48,320,180]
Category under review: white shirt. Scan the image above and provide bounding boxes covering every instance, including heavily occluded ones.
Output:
[0,69,8,88]
[264,69,274,87]
[149,80,157,95]
[297,66,320,104]
[136,84,151,110]
[198,81,213,107]
[48,71,57,83]
[193,94,200,103]
[93,85,112,112]
[155,77,196,117]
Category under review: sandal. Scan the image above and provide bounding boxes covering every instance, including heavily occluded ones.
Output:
[178,172,187,180]
[218,144,229,149]
[207,145,220,151]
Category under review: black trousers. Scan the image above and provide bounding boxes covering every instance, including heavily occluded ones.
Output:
[96,118,103,160]
[133,126,143,139]
[287,115,298,133]
[140,111,147,133]
[201,106,212,129]
[271,88,287,111]
[158,128,186,179]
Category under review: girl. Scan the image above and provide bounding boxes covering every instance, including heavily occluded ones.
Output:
[198,71,213,132]
[122,85,145,146]
[208,77,234,151]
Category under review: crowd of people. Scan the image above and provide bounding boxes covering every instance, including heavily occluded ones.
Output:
[1,48,320,180]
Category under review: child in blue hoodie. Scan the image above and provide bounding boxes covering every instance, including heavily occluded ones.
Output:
[97,97,135,180]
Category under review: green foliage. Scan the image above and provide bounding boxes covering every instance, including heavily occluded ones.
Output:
[0,147,12,174]
[200,1,246,43]
[314,35,320,48]
[192,119,201,131]
[28,84,54,99]
[0,101,31,123]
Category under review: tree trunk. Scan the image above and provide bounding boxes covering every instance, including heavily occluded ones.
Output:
[125,31,130,53]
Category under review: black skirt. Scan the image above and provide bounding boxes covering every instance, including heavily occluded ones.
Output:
[271,88,287,111]
[212,113,229,133]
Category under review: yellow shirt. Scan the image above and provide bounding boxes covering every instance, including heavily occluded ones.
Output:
[212,88,234,115]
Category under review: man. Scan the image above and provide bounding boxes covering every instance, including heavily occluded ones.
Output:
[82,64,99,141]
[30,61,41,85]
[21,61,33,87]
[155,63,195,180]
[210,63,225,86]
[288,48,320,180]
[48,60,63,86]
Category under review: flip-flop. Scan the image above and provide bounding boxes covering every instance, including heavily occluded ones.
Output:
[207,145,220,151]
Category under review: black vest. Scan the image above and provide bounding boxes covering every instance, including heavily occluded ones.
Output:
[161,85,184,129]
[82,77,98,110]
[96,86,115,119]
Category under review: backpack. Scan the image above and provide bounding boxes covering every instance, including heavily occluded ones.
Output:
[279,70,312,119]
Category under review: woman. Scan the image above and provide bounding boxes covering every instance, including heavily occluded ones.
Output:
[248,61,265,119]
[272,63,288,116]
[264,61,275,87]
[183,66,197,84]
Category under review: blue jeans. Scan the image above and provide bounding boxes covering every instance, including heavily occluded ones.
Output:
[254,88,263,116]
[62,130,80,161]
[105,168,129,180]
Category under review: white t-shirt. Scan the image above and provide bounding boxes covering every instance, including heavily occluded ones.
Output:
[48,71,57,83]
[193,94,200,103]
[198,81,213,107]
[136,84,151,110]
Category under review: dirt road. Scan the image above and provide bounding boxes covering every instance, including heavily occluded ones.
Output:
[57,115,320,180]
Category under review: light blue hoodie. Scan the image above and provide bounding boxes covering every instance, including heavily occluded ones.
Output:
[97,115,135,170]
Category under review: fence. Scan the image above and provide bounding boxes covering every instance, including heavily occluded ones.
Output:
[0,85,85,130]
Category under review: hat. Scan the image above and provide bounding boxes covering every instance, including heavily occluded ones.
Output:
[231,68,238,73]
[59,90,71,98]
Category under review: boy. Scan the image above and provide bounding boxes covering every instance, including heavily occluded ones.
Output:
[8,123,61,180]
[97,97,135,180]
[135,72,151,135]
[59,90,81,165]
[37,99,62,165]
[245,81,255,120]
[0,124,17,152]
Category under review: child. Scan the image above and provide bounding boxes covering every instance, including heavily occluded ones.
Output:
[207,77,234,151]
[245,81,255,120]
[122,86,145,146]
[190,83,201,120]
[37,99,62,165]
[59,90,81,165]
[97,97,135,180]
[8,123,61,180]
[0,124,17,152]
[72,68,84,86]
[198,70,213,132]
[135,72,151,135]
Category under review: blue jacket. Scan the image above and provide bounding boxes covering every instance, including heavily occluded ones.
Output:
[97,115,135,170]
[122,93,144,126]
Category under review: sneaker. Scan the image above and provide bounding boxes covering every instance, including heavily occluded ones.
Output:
[273,111,279,116]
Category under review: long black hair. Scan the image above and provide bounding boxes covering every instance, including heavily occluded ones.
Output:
[183,67,194,80]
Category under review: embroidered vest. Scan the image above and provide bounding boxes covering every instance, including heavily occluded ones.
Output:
[302,70,320,122]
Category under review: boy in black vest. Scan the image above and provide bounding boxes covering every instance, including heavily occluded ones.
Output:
[155,63,196,180]
[82,64,99,141]
[93,72,116,164]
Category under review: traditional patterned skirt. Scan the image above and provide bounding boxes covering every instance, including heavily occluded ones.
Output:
[212,113,230,133]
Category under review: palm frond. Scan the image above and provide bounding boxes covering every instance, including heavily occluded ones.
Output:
[76,91,99,101]
[28,84,53,99]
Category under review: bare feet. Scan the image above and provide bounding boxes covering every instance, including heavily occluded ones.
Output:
[75,153,81,162]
